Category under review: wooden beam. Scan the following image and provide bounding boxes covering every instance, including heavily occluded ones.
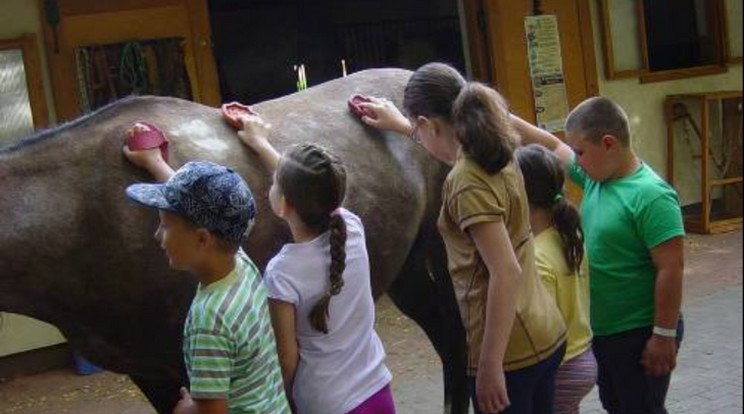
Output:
[665,97,675,186]
[185,0,221,107]
[702,99,712,234]
[21,34,50,129]
[577,0,599,95]
[58,0,182,16]
[640,65,729,84]
[635,0,650,74]
[461,0,493,82]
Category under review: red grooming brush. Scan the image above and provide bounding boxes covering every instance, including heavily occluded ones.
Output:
[221,102,258,129]
[126,121,169,162]
[348,95,377,120]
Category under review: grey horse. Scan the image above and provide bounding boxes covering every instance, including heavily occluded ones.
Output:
[0,69,467,414]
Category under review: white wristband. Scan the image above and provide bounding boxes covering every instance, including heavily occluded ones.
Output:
[653,326,677,338]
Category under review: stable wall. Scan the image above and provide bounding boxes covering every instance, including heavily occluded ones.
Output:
[589,0,743,206]
[0,0,66,358]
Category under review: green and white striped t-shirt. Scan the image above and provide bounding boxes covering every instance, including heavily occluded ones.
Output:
[183,250,290,414]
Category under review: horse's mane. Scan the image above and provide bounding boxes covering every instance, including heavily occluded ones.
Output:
[0,96,166,154]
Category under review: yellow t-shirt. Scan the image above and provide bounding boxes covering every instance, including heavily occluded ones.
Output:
[438,154,567,374]
[534,227,593,362]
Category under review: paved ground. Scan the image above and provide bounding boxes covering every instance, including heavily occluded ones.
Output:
[580,286,743,414]
[384,231,744,414]
[0,231,741,414]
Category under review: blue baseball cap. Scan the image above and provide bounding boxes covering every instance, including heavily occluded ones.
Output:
[126,161,256,245]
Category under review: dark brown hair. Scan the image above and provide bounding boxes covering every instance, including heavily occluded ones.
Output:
[403,63,518,174]
[403,62,466,123]
[516,144,585,273]
[276,144,347,334]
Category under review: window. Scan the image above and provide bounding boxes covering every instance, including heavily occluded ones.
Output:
[599,0,739,83]
[0,34,49,147]
[642,0,724,72]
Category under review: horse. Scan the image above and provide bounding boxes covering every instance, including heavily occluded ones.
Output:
[0,69,467,414]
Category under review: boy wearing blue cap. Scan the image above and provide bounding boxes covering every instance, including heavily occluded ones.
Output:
[124,125,291,414]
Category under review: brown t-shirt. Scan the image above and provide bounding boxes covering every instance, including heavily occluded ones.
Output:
[438,154,567,374]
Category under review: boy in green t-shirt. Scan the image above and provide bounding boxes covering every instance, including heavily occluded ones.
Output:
[515,98,684,414]
[123,125,291,414]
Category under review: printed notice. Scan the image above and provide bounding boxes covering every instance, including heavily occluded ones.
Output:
[525,15,570,133]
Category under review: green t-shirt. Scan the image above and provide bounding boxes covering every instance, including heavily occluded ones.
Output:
[183,250,290,414]
[568,157,685,336]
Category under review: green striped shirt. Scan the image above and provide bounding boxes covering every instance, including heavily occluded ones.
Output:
[183,250,290,414]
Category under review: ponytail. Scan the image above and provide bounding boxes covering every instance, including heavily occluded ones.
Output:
[309,213,347,334]
[552,198,585,273]
[452,83,519,175]
[402,63,518,175]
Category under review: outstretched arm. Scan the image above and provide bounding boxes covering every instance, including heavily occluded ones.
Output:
[510,115,574,169]
[123,124,175,182]
[358,97,414,136]
[237,115,281,173]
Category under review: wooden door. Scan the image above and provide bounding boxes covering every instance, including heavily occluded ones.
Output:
[38,0,220,121]
[471,0,599,202]
[475,0,598,121]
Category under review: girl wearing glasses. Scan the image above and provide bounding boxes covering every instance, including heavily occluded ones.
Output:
[358,63,567,414]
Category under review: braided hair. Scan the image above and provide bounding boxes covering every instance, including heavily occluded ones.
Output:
[276,144,347,334]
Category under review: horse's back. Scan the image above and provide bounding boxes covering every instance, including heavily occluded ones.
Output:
[113,69,442,296]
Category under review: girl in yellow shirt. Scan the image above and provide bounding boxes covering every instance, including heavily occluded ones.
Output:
[517,144,598,414]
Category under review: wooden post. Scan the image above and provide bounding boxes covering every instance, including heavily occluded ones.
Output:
[665,97,675,186]
[701,98,712,233]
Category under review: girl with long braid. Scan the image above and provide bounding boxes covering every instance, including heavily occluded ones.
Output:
[517,145,597,414]
[237,116,395,414]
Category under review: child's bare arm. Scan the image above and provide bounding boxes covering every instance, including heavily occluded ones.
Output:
[123,124,174,182]
[123,146,175,182]
[237,115,281,173]
[358,97,413,136]
[173,388,228,414]
[510,115,574,169]
[269,299,300,413]
[192,399,228,414]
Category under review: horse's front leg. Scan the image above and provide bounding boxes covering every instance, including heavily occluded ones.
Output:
[387,223,469,414]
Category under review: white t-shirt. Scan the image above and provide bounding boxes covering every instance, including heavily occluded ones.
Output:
[264,209,392,414]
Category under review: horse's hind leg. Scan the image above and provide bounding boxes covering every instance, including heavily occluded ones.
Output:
[387,223,469,414]
[129,374,182,414]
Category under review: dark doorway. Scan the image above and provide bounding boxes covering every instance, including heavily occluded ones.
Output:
[209,0,467,104]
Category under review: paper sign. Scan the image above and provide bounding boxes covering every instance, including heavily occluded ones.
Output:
[525,15,571,133]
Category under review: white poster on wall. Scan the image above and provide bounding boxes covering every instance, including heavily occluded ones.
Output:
[525,15,571,133]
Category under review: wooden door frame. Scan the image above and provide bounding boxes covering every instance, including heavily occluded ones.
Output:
[461,0,493,82]
[38,0,220,122]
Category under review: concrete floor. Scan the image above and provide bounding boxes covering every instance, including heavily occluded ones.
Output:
[0,231,741,414]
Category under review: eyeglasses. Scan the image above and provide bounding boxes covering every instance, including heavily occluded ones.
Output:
[408,122,422,144]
